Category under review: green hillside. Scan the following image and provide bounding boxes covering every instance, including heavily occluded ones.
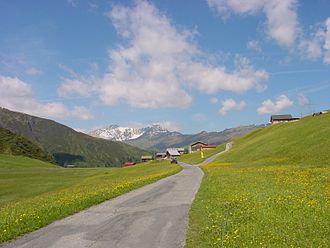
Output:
[214,112,330,166]
[186,113,330,247]
[0,108,148,167]
[0,154,181,242]
[0,127,55,164]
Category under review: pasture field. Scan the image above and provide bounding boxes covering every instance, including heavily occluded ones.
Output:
[0,155,181,243]
[186,113,330,247]
[178,144,225,165]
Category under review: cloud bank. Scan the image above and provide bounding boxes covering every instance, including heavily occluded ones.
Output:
[208,0,299,47]
[0,75,93,120]
[58,1,268,109]
[219,98,247,115]
[208,1,330,64]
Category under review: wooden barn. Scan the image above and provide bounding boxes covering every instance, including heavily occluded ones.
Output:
[141,155,153,162]
[189,142,207,153]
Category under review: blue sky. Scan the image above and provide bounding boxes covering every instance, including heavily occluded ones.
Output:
[0,0,329,134]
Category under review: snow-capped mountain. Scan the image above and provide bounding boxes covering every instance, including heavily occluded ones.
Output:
[89,123,262,152]
[89,124,170,141]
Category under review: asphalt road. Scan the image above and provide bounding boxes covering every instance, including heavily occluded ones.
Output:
[201,142,232,165]
[1,164,203,248]
[2,144,232,248]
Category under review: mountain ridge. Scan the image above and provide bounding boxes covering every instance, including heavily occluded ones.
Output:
[89,124,169,141]
[90,124,265,151]
[0,107,148,167]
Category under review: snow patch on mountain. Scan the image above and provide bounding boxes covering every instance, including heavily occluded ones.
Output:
[89,124,170,141]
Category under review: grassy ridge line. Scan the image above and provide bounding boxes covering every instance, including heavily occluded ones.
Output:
[186,113,330,247]
[0,156,182,243]
[178,144,226,165]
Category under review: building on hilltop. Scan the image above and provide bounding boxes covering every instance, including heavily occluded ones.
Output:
[270,114,300,124]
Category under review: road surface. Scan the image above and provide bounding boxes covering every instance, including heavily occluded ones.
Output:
[179,142,232,167]
[200,142,232,165]
[1,164,203,248]
[1,143,232,248]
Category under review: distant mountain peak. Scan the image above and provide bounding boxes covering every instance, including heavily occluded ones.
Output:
[89,124,171,141]
[88,123,263,152]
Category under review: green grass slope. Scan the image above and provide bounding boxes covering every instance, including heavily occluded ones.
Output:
[0,128,55,164]
[0,154,181,242]
[215,113,330,166]
[0,108,148,167]
[186,113,330,247]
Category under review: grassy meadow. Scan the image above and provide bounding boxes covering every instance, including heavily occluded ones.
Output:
[186,113,330,247]
[0,155,181,243]
[179,144,226,165]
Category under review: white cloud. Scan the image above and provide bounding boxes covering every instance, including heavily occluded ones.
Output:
[303,38,323,60]
[0,75,93,120]
[58,79,92,97]
[298,94,310,107]
[67,0,78,7]
[298,17,330,64]
[323,17,330,64]
[247,40,261,52]
[208,0,264,16]
[153,121,181,132]
[59,1,268,109]
[264,0,298,47]
[257,95,293,115]
[209,2,330,64]
[101,1,195,108]
[72,106,94,120]
[181,56,268,94]
[210,97,219,104]
[25,67,42,76]
[219,98,247,115]
[208,0,299,47]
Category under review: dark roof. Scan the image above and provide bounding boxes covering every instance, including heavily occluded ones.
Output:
[202,144,217,148]
[270,114,293,120]
[190,141,207,147]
